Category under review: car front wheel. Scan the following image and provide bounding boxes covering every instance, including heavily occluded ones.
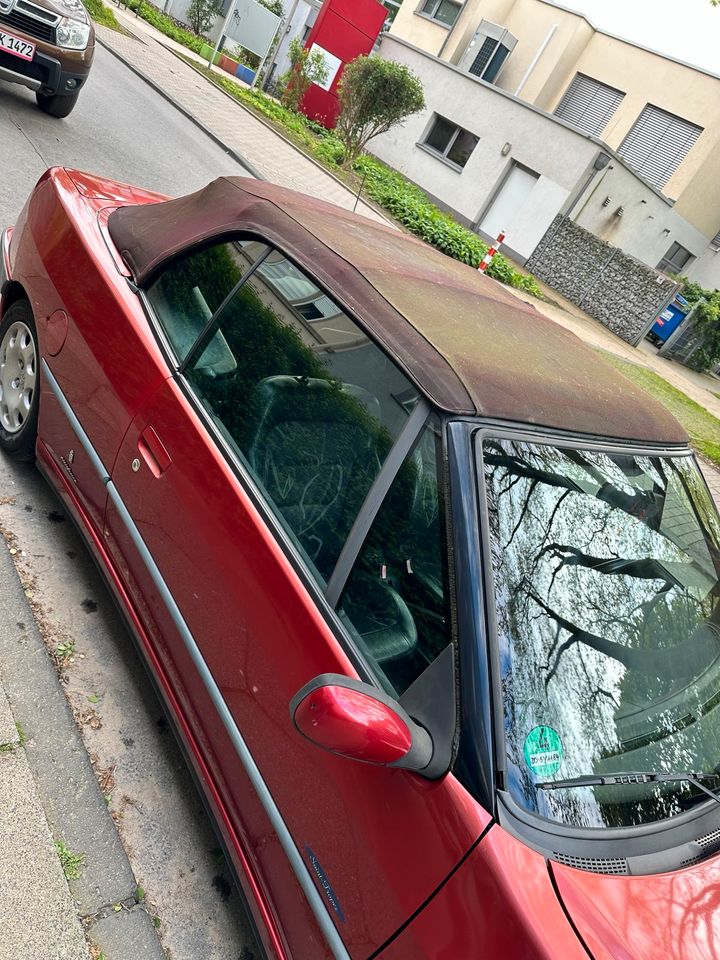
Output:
[0,301,39,461]
[36,90,80,118]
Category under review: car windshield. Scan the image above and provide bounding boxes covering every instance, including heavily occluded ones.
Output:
[481,437,720,829]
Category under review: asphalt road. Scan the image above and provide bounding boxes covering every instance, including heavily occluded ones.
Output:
[0,43,259,960]
[0,42,252,225]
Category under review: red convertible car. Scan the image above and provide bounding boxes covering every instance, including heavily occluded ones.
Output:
[4,167,720,959]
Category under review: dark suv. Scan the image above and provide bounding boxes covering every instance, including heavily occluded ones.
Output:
[0,0,94,117]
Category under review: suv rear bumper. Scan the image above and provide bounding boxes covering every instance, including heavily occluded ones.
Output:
[0,46,89,94]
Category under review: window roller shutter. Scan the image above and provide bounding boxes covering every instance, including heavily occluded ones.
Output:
[555,74,624,135]
[619,105,703,189]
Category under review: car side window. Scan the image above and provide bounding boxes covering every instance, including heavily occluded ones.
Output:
[338,417,451,695]
[156,244,419,585]
[145,239,268,365]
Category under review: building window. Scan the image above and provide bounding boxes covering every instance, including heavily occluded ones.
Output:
[458,20,517,84]
[618,105,703,190]
[419,0,461,28]
[657,242,694,274]
[381,0,401,24]
[423,116,479,169]
[555,73,625,136]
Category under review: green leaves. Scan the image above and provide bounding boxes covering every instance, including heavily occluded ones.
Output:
[336,56,425,167]
[279,38,329,113]
[351,156,541,295]
[54,840,85,881]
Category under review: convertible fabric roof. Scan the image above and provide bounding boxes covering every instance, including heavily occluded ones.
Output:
[108,177,686,444]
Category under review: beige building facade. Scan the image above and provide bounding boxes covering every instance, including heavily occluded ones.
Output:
[381,0,720,286]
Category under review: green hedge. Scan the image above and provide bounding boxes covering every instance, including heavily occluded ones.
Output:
[676,277,720,372]
[83,0,120,29]
[352,155,541,294]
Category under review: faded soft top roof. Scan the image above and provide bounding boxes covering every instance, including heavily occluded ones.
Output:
[108,177,686,445]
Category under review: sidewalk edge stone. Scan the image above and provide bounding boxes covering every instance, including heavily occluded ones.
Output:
[0,536,164,959]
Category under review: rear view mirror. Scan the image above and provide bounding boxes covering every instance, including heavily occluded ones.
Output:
[290,675,434,775]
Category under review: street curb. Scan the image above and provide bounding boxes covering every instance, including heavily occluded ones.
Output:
[0,505,165,960]
[95,31,266,181]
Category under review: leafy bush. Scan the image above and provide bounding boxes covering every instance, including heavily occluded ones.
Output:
[678,278,720,372]
[185,0,219,35]
[336,56,424,168]
[280,37,329,113]
[352,156,541,294]
[314,136,345,166]
[82,0,120,28]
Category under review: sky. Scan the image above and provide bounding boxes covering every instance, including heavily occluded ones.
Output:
[555,0,720,74]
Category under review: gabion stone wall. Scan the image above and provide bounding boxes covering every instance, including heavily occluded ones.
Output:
[526,217,678,345]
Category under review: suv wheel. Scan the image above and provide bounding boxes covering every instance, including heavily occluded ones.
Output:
[36,90,80,118]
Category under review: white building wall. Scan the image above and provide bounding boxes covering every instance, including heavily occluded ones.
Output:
[270,0,321,82]
[373,35,599,260]
[573,161,716,284]
[687,251,720,291]
[373,35,720,289]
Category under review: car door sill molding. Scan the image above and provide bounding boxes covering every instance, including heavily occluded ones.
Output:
[41,359,352,960]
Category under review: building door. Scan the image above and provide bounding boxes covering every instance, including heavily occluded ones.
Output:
[479,163,539,243]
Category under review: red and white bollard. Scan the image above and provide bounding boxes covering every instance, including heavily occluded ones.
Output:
[478,230,506,272]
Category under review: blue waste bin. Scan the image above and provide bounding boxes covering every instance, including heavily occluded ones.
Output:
[647,293,690,345]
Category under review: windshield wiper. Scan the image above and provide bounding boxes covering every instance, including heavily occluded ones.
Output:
[536,771,720,804]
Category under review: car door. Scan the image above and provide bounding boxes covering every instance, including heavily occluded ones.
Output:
[104,237,488,957]
[31,189,169,534]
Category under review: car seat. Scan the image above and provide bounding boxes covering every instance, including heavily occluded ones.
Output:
[247,375,383,580]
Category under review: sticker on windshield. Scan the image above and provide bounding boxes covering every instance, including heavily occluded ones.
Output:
[523,726,563,777]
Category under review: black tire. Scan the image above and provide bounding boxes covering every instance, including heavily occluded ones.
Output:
[0,301,39,461]
[36,90,80,118]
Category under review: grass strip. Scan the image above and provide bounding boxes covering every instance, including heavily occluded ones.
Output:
[600,351,720,467]
[83,0,122,29]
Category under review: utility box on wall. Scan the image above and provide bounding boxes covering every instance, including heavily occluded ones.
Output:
[301,0,387,128]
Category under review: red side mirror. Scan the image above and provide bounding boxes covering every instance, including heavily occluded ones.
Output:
[290,675,433,773]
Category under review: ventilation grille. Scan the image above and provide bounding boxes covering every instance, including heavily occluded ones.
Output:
[553,852,629,875]
[681,828,720,867]
[698,827,720,849]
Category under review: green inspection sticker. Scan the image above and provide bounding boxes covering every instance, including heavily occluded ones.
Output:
[523,726,563,778]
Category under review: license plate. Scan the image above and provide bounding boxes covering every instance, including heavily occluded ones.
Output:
[0,28,35,61]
